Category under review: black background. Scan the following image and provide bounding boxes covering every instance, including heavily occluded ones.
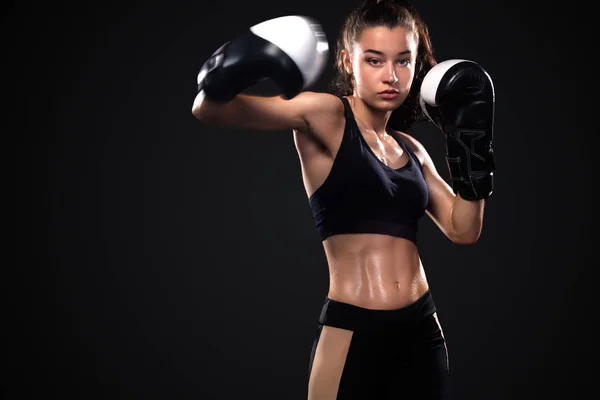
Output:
[8,0,597,399]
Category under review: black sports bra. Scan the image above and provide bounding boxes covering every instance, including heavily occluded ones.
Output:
[308,97,429,244]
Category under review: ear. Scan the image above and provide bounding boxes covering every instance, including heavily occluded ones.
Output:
[342,49,353,75]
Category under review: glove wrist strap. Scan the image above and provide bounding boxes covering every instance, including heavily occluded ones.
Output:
[445,130,495,200]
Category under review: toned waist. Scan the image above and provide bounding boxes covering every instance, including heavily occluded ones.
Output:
[324,235,428,309]
[328,278,430,310]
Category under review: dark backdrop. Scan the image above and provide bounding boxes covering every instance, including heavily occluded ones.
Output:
[8,0,597,399]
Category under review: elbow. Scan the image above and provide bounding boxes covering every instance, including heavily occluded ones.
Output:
[191,104,201,120]
[449,230,481,245]
[191,91,217,124]
[452,237,479,246]
[191,103,207,122]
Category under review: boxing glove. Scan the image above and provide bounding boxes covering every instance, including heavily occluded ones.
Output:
[197,15,329,103]
[419,59,496,200]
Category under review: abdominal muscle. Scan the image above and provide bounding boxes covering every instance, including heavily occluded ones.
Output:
[322,233,429,310]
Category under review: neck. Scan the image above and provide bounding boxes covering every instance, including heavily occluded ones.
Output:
[348,94,392,137]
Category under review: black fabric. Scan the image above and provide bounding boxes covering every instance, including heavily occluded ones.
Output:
[308,97,429,244]
[309,291,449,399]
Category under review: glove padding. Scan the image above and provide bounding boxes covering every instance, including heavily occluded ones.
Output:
[420,59,496,200]
[197,15,329,103]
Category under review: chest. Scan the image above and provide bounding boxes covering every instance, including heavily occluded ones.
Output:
[343,136,428,206]
[357,126,411,171]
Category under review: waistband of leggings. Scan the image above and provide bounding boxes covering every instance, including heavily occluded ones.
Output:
[318,290,436,331]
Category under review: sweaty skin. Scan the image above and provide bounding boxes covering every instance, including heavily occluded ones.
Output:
[323,233,428,310]
[190,21,472,398]
[192,26,483,310]
[293,26,430,310]
[294,93,429,310]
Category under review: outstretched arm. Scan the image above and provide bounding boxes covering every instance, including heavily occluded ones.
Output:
[191,15,329,132]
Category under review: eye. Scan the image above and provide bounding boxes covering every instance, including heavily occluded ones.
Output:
[367,58,382,66]
[397,59,411,66]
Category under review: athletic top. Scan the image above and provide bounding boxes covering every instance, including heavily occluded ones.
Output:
[308,97,429,244]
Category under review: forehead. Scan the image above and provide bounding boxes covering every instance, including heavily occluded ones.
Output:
[354,26,417,53]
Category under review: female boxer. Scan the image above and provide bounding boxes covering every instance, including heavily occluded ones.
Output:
[192,0,495,398]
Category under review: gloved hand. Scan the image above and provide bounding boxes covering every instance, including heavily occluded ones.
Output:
[197,15,329,103]
[419,59,496,200]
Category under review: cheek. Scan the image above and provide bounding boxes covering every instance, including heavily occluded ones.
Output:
[354,67,377,87]
[399,68,415,89]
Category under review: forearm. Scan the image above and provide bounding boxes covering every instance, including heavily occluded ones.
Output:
[192,92,276,129]
[449,194,484,244]
[191,90,243,125]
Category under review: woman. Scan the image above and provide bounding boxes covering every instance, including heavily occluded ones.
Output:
[192,0,494,398]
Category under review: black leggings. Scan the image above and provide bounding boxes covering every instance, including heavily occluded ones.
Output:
[308,291,449,399]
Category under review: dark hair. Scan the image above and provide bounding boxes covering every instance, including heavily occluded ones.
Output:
[329,0,437,132]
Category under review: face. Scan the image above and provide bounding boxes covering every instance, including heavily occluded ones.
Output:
[344,26,418,111]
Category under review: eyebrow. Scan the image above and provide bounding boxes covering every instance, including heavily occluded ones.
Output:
[363,49,412,56]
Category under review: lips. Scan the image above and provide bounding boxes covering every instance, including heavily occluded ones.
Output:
[378,90,399,99]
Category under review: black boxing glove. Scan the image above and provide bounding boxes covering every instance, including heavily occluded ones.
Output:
[419,59,496,200]
[197,15,329,103]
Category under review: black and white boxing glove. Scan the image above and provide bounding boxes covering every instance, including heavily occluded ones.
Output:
[420,59,496,200]
[197,15,329,103]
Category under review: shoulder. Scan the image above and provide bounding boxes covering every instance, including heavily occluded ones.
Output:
[295,91,346,139]
[293,92,347,154]
[294,91,344,116]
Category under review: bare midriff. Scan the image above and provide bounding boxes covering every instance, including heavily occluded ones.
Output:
[323,233,429,310]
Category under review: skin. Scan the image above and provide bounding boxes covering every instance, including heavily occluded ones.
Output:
[192,26,485,311]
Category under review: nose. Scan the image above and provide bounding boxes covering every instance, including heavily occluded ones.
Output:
[382,62,398,84]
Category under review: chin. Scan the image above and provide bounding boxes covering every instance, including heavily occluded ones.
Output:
[375,98,404,112]
[360,93,405,111]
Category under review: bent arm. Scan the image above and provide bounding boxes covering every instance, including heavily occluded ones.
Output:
[428,187,484,245]
[424,154,485,244]
[192,91,305,132]
[404,135,485,244]
[191,90,343,141]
